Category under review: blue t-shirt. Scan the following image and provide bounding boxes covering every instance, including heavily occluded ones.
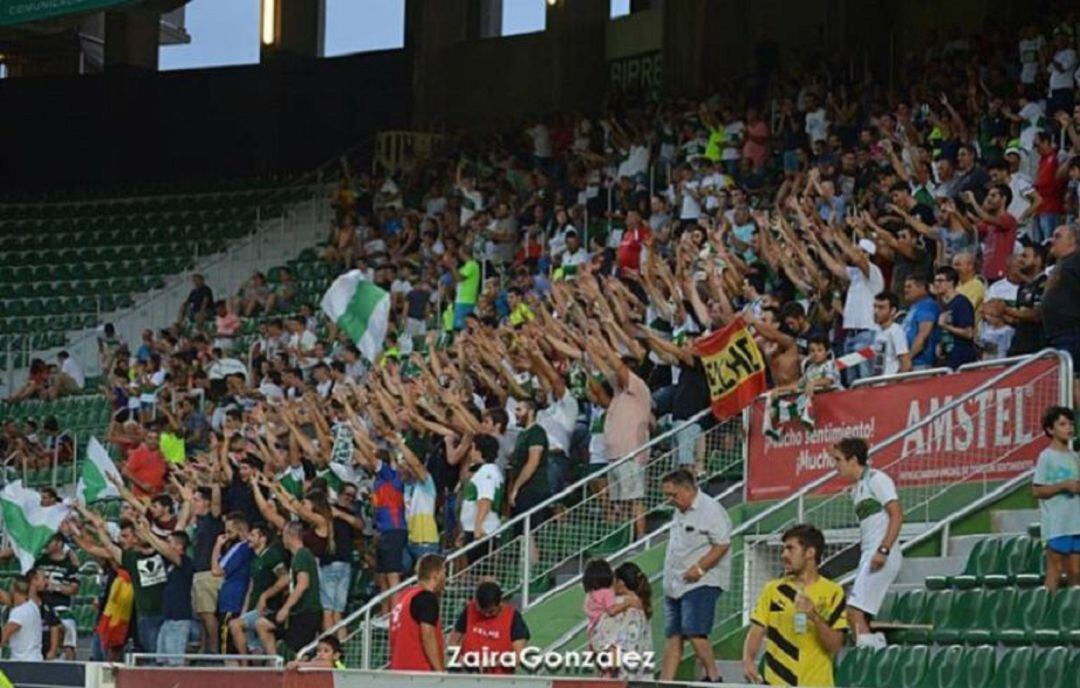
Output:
[941,294,977,369]
[1034,447,1080,540]
[372,461,407,534]
[217,541,254,614]
[163,555,195,620]
[903,296,940,367]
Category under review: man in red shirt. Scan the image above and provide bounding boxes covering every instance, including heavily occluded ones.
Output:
[122,421,167,498]
[1032,131,1069,244]
[388,553,446,672]
[966,186,1018,281]
[448,582,530,674]
[617,210,651,276]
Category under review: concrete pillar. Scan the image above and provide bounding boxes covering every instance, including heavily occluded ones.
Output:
[277,0,325,58]
[105,5,160,72]
[546,0,609,111]
[405,0,471,123]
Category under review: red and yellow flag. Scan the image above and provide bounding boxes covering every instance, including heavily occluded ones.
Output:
[95,568,134,649]
[693,316,768,419]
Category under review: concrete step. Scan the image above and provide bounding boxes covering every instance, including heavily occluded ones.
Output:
[944,534,987,562]
[992,508,1039,536]
[895,554,967,584]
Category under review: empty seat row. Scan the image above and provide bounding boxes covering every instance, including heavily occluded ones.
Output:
[835,644,1078,688]
[925,536,1043,590]
[878,586,1080,645]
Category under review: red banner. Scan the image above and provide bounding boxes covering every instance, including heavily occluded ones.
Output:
[694,316,768,419]
[746,358,1062,501]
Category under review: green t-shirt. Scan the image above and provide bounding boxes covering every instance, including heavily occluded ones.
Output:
[122,549,167,616]
[510,423,549,500]
[248,543,287,612]
[289,547,322,615]
[160,432,186,465]
[456,259,481,306]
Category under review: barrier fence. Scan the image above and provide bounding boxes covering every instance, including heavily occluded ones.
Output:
[543,351,1072,673]
[319,408,744,669]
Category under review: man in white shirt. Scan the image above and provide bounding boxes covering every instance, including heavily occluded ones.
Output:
[872,292,911,376]
[668,164,701,224]
[1047,31,1078,114]
[57,351,84,389]
[839,239,885,385]
[804,93,829,144]
[2,576,43,661]
[831,438,903,646]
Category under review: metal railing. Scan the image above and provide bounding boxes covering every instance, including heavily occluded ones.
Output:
[303,406,742,667]
[546,350,1071,668]
[124,653,283,668]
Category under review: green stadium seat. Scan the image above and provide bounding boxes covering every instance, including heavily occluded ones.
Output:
[1030,647,1070,688]
[921,644,965,688]
[834,647,874,688]
[1016,541,1046,588]
[931,590,984,644]
[998,586,1052,646]
[1032,587,1080,646]
[897,590,950,644]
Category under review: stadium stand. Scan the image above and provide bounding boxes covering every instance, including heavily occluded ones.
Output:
[1,3,1079,688]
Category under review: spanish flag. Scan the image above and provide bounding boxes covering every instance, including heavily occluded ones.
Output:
[693,316,768,419]
[95,569,134,649]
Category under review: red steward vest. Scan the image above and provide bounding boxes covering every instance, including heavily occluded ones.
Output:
[389,586,444,671]
[460,600,516,674]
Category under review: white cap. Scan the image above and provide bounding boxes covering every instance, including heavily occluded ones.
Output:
[858,238,877,256]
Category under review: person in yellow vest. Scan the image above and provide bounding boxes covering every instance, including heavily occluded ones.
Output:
[507,288,535,327]
[743,524,847,686]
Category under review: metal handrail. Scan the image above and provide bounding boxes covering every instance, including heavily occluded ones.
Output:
[305,349,1071,663]
[124,653,283,667]
[850,366,952,388]
[301,406,715,657]
[545,351,1071,657]
[542,479,746,654]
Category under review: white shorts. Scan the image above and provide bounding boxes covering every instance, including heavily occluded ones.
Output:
[609,460,646,502]
[848,549,902,616]
[61,617,77,648]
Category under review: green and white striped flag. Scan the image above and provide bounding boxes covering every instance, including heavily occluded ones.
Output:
[320,269,390,363]
[0,481,71,572]
[77,437,123,504]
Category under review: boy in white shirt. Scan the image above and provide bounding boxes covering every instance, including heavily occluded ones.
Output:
[872,292,912,376]
[831,438,903,646]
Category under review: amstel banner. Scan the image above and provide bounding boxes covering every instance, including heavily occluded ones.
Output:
[746,357,1063,501]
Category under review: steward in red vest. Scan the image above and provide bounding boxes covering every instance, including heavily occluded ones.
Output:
[448,581,531,674]
[388,553,447,671]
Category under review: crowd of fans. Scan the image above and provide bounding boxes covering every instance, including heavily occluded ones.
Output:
[1,12,1079,675]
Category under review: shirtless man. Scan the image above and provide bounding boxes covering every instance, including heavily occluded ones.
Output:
[745,307,801,387]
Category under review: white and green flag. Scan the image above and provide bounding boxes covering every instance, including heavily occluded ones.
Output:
[320,269,390,363]
[77,437,123,504]
[0,481,71,572]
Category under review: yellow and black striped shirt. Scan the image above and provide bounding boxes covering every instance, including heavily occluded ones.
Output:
[750,576,847,686]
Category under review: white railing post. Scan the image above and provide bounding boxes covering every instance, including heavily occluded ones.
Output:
[521,513,531,609]
[361,607,372,670]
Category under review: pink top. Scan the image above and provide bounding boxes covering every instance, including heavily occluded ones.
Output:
[216,313,241,337]
[604,371,653,464]
[584,588,618,634]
